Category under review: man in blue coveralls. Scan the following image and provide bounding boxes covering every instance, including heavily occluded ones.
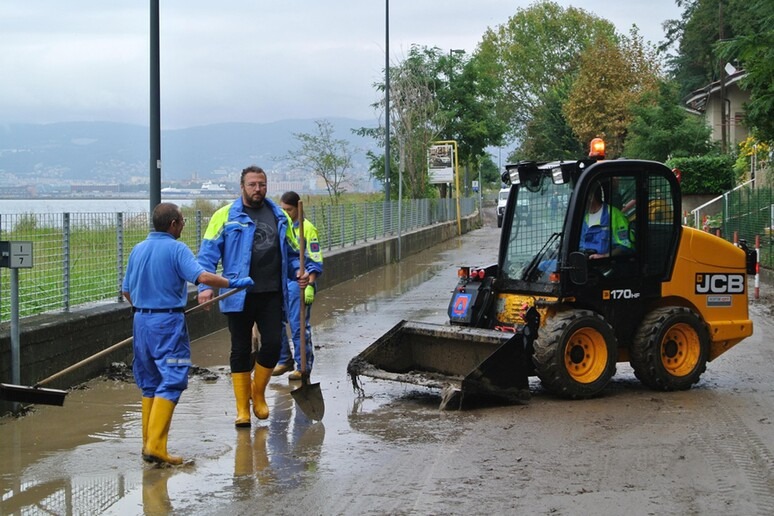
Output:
[122,202,253,465]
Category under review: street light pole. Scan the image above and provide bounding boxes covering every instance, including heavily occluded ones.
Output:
[448,49,464,199]
[149,0,161,215]
[384,0,391,202]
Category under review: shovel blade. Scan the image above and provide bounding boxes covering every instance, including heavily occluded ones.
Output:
[1,383,68,406]
[291,381,325,421]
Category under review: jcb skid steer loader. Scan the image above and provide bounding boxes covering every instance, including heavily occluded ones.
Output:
[348,141,756,408]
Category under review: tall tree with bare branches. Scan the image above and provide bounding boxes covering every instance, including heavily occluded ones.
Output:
[285,119,353,205]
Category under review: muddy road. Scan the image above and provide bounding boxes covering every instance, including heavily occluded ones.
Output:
[3,211,774,515]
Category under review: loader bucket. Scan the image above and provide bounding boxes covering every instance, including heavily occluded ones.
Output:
[347,320,531,409]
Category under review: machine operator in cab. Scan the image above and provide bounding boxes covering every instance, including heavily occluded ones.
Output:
[580,184,633,259]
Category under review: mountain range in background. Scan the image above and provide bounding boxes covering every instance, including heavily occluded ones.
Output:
[0,118,381,187]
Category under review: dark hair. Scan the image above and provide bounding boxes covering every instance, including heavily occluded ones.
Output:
[241,165,266,185]
[152,202,181,231]
[280,190,300,207]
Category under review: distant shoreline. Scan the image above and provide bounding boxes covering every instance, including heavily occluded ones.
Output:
[0,194,236,201]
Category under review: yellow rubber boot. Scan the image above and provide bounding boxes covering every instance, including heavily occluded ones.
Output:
[231,372,252,428]
[251,365,273,420]
[143,397,183,466]
[141,396,154,458]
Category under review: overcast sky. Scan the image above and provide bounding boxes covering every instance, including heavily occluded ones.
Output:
[0,1,683,129]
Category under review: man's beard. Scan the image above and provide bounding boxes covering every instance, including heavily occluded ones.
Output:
[243,194,264,208]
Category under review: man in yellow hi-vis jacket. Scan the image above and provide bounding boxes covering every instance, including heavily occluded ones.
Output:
[273,191,324,381]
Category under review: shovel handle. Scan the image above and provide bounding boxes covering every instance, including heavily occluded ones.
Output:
[298,201,308,377]
[36,287,243,387]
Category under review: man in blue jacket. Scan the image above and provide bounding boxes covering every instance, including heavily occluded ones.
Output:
[197,166,322,427]
[123,202,253,465]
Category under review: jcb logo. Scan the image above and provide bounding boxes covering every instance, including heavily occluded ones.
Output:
[695,273,745,294]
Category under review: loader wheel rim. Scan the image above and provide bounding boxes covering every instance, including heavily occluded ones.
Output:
[660,322,701,377]
[564,327,608,384]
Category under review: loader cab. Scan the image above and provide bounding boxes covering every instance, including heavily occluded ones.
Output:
[497,158,682,310]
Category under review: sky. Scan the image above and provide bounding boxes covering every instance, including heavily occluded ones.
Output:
[0,1,684,130]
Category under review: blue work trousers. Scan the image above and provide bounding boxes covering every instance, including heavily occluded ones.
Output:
[278,280,314,372]
[132,312,191,402]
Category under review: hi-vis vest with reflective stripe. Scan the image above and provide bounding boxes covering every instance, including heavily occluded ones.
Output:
[581,204,632,254]
[294,218,323,265]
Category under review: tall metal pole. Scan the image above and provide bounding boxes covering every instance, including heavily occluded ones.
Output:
[150,0,161,214]
[384,0,391,202]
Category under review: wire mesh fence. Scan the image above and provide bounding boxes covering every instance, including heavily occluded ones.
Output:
[4,474,139,515]
[689,177,774,268]
[0,197,476,322]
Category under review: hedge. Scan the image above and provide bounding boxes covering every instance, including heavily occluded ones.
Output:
[666,155,735,195]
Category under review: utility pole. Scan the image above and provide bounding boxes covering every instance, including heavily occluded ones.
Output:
[384,0,391,202]
[718,0,727,154]
[150,0,161,214]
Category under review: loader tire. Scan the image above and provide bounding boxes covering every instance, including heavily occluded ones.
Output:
[532,309,617,399]
[630,307,709,391]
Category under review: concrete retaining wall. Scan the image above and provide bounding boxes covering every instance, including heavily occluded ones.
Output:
[1,213,480,414]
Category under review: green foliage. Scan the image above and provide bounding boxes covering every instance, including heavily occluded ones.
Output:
[624,80,714,161]
[437,51,508,169]
[13,212,38,232]
[732,136,770,183]
[718,0,774,142]
[565,29,661,158]
[667,155,735,194]
[183,198,225,218]
[664,0,760,97]
[515,76,584,161]
[479,155,501,186]
[476,0,616,140]
[663,0,734,96]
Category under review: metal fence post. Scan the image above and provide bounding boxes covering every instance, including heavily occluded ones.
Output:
[63,212,71,312]
[0,214,2,323]
[374,202,378,240]
[340,204,346,248]
[117,212,124,302]
[195,210,202,253]
[327,204,333,251]
[352,206,357,246]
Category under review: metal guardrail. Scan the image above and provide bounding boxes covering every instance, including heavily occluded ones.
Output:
[0,197,477,322]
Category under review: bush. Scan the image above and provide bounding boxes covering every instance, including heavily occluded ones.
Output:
[667,155,735,195]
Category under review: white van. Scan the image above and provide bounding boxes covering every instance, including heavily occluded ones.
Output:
[496,187,509,228]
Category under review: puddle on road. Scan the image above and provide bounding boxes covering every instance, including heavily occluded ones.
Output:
[0,232,490,515]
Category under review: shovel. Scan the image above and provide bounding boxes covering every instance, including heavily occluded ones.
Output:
[0,287,244,406]
[290,200,325,421]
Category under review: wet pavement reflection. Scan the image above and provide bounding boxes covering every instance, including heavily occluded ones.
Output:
[1,221,499,515]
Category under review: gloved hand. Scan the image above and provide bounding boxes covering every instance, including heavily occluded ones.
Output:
[304,285,315,305]
[229,277,254,289]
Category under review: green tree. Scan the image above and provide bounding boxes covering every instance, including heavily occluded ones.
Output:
[564,29,661,158]
[479,154,501,186]
[437,51,507,192]
[285,119,353,205]
[388,46,445,199]
[624,81,714,161]
[663,0,756,97]
[476,0,616,141]
[718,0,774,142]
[514,76,584,161]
